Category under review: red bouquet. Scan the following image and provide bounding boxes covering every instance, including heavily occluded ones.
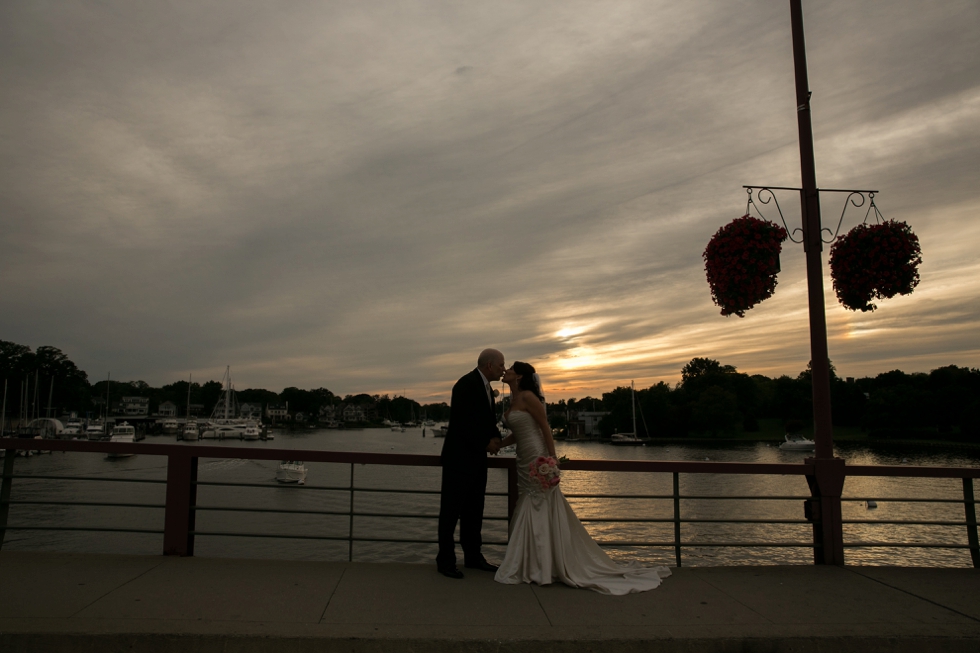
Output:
[703,215,788,317]
[829,220,921,312]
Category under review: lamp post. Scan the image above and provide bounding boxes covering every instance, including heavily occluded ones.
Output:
[790,0,834,462]
[787,0,845,565]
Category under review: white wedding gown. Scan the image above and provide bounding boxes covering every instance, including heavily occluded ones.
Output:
[494,410,671,595]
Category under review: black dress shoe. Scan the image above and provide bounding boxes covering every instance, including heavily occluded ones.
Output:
[438,566,464,579]
[464,560,499,572]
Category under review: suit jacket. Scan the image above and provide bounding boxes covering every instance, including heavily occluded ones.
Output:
[441,368,500,467]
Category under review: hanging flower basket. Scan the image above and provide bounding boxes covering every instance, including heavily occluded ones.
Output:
[829,220,921,312]
[703,215,788,317]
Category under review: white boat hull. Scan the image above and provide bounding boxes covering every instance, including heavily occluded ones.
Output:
[779,434,816,451]
[276,463,307,484]
[779,441,815,451]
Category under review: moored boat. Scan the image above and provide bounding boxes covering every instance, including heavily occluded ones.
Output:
[608,381,651,445]
[610,432,651,446]
[106,422,136,458]
[779,433,816,451]
[243,422,262,440]
[85,421,107,440]
[63,414,83,436]
[212,423,243,440]
[182,419,199,441]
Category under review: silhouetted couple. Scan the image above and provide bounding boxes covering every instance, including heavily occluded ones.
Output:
[436,348,670,595]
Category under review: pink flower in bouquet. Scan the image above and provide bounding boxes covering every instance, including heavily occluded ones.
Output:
[529,456,560,491]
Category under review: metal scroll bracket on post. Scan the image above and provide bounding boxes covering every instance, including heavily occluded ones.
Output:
[743,186,880,247]
[804,457,845,565]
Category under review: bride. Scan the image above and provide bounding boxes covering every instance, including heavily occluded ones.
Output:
[494,361,671,595]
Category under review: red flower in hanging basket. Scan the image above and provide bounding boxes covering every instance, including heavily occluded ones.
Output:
[703,215,788,317]
[829,220,921,312]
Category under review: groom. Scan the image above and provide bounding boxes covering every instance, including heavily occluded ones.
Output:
[436,348,505,579]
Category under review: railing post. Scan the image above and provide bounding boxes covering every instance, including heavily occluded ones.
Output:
[672,471,682,567]
[348,463,355,562]
[804,457,845,565]
[507,459,518,531]
[163,454,198,556]
[0,451,15,549]
[963,477,980,568]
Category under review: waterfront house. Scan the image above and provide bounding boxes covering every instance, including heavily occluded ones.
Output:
[576,411,610,437]
[266,403,290,420]
[158,401,178,418]
[342,404,366,422]
[239,403,263,419]
[120,397,149,417]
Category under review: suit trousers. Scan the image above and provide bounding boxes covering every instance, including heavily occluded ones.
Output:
[436,461,488,568]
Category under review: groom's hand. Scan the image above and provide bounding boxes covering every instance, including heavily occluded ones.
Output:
[486,437,502,455]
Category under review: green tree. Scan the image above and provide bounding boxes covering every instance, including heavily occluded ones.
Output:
[682,357,736,382]
[597,386,638,437]
[691,386,740,436]
[200,380,224,415]
[422,402,450,421]
[0,340,34,378]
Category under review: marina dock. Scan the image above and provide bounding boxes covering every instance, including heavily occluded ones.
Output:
[2,551,978,652]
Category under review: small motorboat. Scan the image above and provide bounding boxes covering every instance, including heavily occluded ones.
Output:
[63,415,83,436]
[85,422,107,440]
[779,433,816,451]
[181,419,199,441]
[106,422,136,458]
[276,461,307,484]
[242,422,262,440]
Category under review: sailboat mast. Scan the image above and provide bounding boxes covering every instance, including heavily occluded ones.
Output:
[47,376,54,418]
[105,372,111,434]
[187,373,192,418]
[631,380,636,436]
[33,372,39,422]
[224,366,231,419]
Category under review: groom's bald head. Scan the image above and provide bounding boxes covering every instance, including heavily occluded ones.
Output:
[477,348,505,381]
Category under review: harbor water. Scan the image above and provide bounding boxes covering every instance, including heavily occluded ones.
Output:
[3,428,978,567]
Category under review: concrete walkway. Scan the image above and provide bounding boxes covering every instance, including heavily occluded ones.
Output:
[2,551,979,652]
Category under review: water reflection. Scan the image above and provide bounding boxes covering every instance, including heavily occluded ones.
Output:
[3,430,978,567]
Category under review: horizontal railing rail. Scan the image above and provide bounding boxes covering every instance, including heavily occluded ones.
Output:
[1,437,978,567]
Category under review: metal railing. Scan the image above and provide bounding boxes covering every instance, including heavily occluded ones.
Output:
[1,438,978,567]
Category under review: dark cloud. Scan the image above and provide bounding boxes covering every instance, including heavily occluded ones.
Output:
[1,1,977,398]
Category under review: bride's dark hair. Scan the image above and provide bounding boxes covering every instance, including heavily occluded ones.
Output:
[513,361,544,402]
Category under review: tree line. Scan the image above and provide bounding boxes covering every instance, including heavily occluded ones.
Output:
[544,358,980,442]
[3,340,977,440]
[0,340,442,425]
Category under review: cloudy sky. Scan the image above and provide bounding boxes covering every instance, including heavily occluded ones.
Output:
[2,0,978,401]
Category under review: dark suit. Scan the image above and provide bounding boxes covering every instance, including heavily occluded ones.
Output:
[436,368,500,569]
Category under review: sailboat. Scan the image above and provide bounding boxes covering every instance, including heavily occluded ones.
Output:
[610,381,652,446]
[181,373,199,441]
[206,366,245,439]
